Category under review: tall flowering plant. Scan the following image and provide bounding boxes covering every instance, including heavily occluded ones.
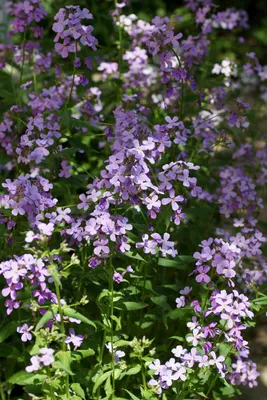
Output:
[0,0,267,399]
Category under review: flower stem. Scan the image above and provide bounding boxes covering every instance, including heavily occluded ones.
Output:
[206,346,232,397]
[109,260,115,399]
[19,28,27,87]
[0,384,5,400]
[65,42,77,109]
[52,260,69,399]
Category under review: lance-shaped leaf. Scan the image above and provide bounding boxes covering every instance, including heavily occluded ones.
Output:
[35,305,58,332]
[62,307,96,329]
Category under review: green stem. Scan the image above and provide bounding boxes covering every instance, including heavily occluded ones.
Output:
[0,383,5,400]
[118,24,123,77]
[115,2,123,102]
[171,48,184,120]
[19,28,27,86]
[33,72,37,92]
[206,346,232,397]
[109,261,115,399]
[180,79,184,119]
[77,246,88,300]
[52,263,69,399]
[141,359,147,390]
[47,368,56,400]
[96,328,107,400]
[54,280,66,349]
[65,43,77,109]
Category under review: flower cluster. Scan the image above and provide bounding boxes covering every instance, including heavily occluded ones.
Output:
[9,0,47,35]
[26,348,55,372]
[53,6,98,58]
[0,174,56,224]
[0,0,266,399]
[0,254,56,314]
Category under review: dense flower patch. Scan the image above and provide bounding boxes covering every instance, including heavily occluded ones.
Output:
[0,0,267,399]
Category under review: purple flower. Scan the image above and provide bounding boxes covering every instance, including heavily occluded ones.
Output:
[113,271,123,284]
[17,324,33,342]
[209,351,225,371]
[186,328,204,347]
[106,342,125,363]
[195,265,210,283]
[38,222,54,236]
[93,238,110,256]
[88,257,101,269]
[59,160,72,178]
[26,355,41,372]
[39,348,55,366]
[162,189,184,211]
[65,329,84,348]
[25,348,54,373]
[175,296,185,308]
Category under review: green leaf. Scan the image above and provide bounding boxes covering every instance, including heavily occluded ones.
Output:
[71,383,85,399]
[125,365,141,375]
[0,343,20,358]
[221,386,235,396]
[136,321,153,329]
[124,302,148,311]
[62,307,96,329]
[111,315,121,330]
[113,339,131,347]
[8,371,45,385]
[71,349,95,361]
[178,255,195,262]
[93,370,112,393]
[197,392,208,399]
[124,390,140,400]
[125,251,148,263]
[253,296,267,305]
[0,322,17,343]
[60,109,72,129]
[218,343,232,358]
[169,336,184,341]
[151,295,171,310]
[55,351,74,376]
[35,306,58,332]
[158,258,187,269]
[168,308,187,320]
